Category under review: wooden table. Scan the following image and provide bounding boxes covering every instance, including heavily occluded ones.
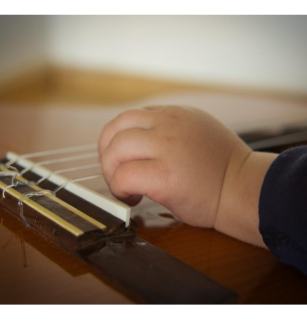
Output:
[1,93,307,304]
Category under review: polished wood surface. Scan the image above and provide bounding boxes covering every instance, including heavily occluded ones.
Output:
[1,91,307,303]
[1,166,233,304]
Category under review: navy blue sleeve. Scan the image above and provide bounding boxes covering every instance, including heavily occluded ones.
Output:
[259,146,307,274]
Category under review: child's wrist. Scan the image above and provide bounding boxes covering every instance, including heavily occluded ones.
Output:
[214,147,277,247]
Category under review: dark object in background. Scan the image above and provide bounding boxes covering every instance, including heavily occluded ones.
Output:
[240,125,307,153]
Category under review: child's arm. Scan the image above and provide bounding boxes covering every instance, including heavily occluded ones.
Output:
[99,106,277,247]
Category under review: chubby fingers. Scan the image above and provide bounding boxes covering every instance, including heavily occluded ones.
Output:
[101,127,158,184]
[99,108,155,155]
[109,159,170,205]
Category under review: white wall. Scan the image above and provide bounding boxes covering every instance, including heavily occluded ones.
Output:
[0,16,47,83]
[1,16,307,94]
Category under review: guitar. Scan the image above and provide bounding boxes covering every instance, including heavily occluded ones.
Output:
[1,93,307,304]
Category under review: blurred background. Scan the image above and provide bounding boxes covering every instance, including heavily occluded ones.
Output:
[1,15,307,106]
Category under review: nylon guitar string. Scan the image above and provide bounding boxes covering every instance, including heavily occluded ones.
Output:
[0,144,104,227]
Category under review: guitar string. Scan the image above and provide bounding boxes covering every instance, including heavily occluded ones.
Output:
[2,180,38,199]
[1,163,102,199]
[53,174,102,194]
[1,147,103,226]
[18,190,56,227]
[36,163,101,185]
[0,164,21,179]
[19,152,99,176]
[18,174,102,227]
[0,170,26,198]
[0,143,98,181]
[5,143,97,167]
[2,155,102,198]
[0,171,20,178]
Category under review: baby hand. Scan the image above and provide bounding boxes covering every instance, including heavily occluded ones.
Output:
[99,106,250,228]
